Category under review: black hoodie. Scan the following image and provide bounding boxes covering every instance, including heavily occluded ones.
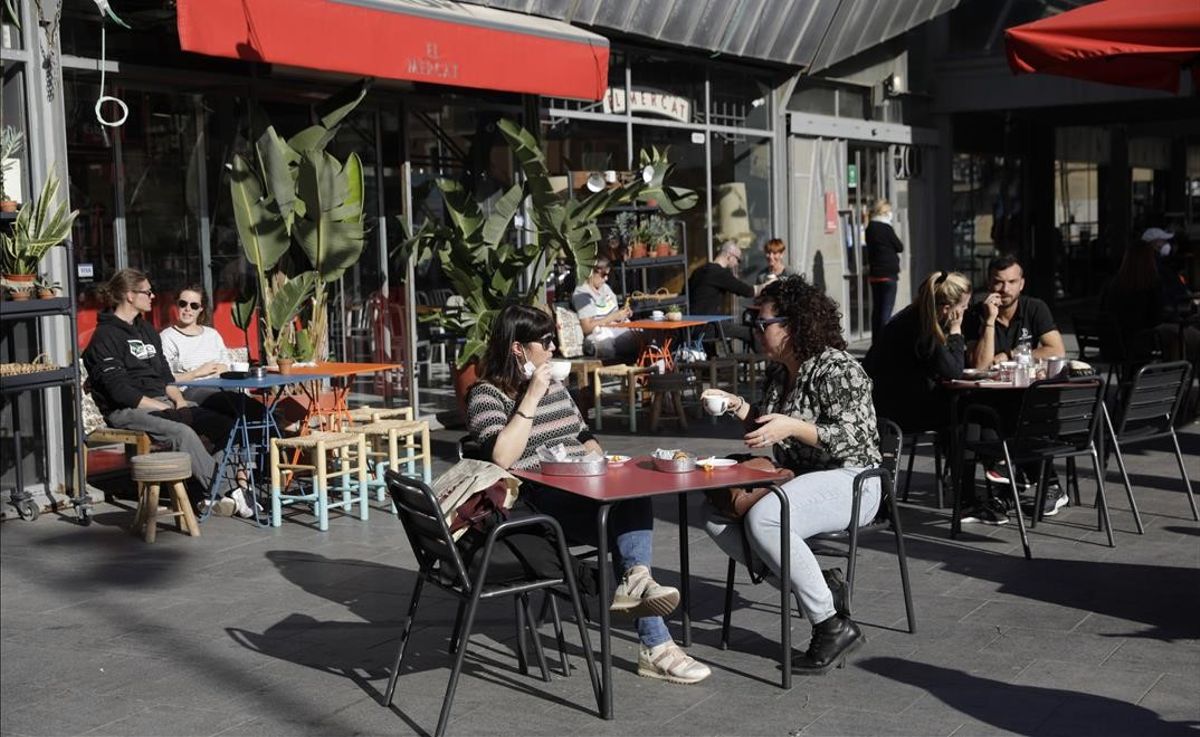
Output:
[83,311,174,414]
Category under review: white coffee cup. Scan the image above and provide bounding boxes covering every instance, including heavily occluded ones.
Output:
[651,310,665,321]
[548,360,572,382]
[703,395,730,416]
[231,361,250,373]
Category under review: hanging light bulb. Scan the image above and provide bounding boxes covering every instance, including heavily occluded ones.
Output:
[641,165,655,184]
[586,172,605,192]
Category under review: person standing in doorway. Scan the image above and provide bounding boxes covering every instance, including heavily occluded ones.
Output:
[865,199,903,335]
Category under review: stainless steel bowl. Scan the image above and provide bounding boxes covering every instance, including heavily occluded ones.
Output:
[249,365,267,379]
[652,455,697,473]
[539,458,608,476]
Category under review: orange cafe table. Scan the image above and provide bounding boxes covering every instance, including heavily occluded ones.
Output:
[294,362,405,431]
[621,318,707,372]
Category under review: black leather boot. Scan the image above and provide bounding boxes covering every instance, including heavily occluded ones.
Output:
[792,614,864,674]
[822,567,849,617]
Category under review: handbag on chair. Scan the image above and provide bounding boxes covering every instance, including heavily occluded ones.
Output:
[704,457,794,520]
[433,459,520,540]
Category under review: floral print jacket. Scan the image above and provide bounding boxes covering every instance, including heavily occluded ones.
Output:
[752,348,881,473]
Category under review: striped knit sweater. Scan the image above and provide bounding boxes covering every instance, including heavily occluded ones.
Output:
[466,380,591,471]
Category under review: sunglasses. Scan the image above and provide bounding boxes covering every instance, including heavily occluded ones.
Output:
[751,317,787,332]
[177,300,202,310]
[531,334,555,349]
[132,289,155,296]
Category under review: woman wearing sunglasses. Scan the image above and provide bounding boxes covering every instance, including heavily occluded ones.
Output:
[159,285,238,410]
[466,303,711,685]
[700,275,881,674]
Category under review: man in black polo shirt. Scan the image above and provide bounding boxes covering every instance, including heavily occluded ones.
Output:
[688,241,760,349]
[965,255,1065,367]
[961,255,1069,523]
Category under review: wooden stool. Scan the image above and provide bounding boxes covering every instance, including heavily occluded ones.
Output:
[270,431,370,532]
[358,419,433,501]
[344,405,415,425]
[592,364,654,432]
[130,452,198,543]
[646,372,690,433]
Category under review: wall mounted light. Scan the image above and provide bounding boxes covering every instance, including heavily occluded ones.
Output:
[881,73,904,98]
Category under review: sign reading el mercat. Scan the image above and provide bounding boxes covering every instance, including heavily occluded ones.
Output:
[603,87,692,124]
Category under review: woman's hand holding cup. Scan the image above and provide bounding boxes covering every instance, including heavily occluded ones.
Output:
[701,388,737,416]
[527,361,554,401]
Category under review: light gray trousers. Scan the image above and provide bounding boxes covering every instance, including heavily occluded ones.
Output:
[705,467,879,626]
[105,406,233,498]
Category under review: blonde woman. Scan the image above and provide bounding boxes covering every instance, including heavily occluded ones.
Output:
[864,270,970,433]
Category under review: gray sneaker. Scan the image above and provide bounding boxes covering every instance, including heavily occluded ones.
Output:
[610,565,680,618]
[1023,484,1068,518]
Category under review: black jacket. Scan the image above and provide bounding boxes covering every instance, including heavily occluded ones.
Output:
[865,220,903,279]
[688,262,755,316]
[864,305,963,432]
[83,312,174,414]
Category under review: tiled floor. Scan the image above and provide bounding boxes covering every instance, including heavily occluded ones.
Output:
[2,416,1197,736]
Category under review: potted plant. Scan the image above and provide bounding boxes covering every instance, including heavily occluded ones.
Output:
[0,126,22,213]
[612,211,637,259]
[646,214,674,257]
[1,173,79,298]
[395,121,696,420]
[35,273,60,299]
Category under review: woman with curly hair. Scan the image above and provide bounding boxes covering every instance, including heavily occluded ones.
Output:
[701,275,881,674]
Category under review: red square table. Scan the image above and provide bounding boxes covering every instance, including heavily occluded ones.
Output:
[513,456,793,719]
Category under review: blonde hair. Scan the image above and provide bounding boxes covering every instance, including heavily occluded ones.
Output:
[870,199,892,219]
[916,271,971,350]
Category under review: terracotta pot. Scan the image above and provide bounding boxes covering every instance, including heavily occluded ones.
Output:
[276,358,295,375]
[630,241,648,260]
[0,200,18,213]
[38,289,56,299]
[9,287,31,301]
[654,242,671,258]
[4,273,34,300]
[451,359,479,425]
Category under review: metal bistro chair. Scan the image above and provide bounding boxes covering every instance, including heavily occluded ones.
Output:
[964,378,1113,560]
[900,429,946,509]
[1102,361,1198,529]
[382,471,600,737]
[720,419,916,647]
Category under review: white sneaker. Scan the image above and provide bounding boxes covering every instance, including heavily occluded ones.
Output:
[229,487,259,518]
[199,498,237,517]
[610,565,680,618]
[638,641,711,684]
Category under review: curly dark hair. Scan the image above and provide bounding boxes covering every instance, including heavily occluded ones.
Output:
[757,274,846,365]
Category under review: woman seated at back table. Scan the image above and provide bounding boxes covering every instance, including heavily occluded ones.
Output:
[466,303,711,685]
[701,275,881,674]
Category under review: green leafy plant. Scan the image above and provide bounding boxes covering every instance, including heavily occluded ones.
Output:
[35,272,60,293]
[612,211,638,245]
[229,80,368,363]
[1,173,79,275]
[394,119,696,366]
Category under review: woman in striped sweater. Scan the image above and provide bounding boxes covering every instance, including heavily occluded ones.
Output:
[467,304,711,685]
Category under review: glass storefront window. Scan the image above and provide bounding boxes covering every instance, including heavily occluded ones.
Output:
[712,131,772,296]
[708,66,772,131]
[629,52,705,126]
[63,73,118,306]
[631,124,708,288]
[120,90,204,295]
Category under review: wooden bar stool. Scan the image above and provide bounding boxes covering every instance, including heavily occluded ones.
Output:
[270,431,370,532]
[359,419,433,502]
[129,452,198,543]
[646,372,690,433]
[344,405,415,425]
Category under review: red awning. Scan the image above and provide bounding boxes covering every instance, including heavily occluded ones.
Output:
[175,0,609,101]
[1005,0,1200,93]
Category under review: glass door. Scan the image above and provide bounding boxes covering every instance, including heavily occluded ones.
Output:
[845,144,889,341]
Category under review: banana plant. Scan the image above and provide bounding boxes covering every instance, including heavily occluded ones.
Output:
[393,119,696,367]
[228,78,369,362]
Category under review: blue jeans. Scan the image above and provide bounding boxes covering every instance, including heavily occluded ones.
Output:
[870,279,898,335]
[523,484,672,648]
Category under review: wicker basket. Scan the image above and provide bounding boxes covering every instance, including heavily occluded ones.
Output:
[0,354,61,377]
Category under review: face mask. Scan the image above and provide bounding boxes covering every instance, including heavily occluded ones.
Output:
[518,347,535,379]
[1160,243,1172,257]
[879,212,894,224]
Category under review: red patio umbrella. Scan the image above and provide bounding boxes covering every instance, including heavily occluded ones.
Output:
[1005,0,1200,93]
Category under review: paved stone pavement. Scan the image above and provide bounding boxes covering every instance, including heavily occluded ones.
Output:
[2,415,1198,737]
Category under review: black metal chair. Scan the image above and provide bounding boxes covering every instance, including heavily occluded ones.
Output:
[1102,361,1198,529]
[718,419,916,647]
[383,471,600,737]
[900,429,946,508]
[963,378,1113,560]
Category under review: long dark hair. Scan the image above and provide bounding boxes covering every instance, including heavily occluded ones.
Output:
[478,304,556,398]
[178,283,212,326]
[1113,240,1160,295]
[757,275,846,365]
